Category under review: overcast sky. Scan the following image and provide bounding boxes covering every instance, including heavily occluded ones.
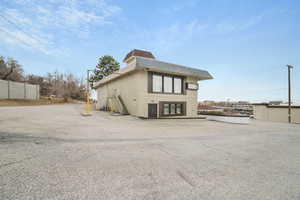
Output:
[0,0,299,103]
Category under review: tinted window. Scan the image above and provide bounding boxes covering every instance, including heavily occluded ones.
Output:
[161,103,184,116]
[150,73,184,94]
[174,78,182,93]
[170,104,176,114]
[163,104,169,115]
[176,104,182,114]
[164,76,173,93]
[152,74,162,92]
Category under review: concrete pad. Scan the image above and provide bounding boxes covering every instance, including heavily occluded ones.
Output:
[0,104,300,200]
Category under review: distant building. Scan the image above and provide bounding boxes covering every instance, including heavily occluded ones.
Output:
[199,100,253,116]
[232,101,252,111]
[269,101,283,105]
[197,104,224,113]
[202,100,215,106]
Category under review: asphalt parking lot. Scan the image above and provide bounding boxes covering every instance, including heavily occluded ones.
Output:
[1,104,300,200]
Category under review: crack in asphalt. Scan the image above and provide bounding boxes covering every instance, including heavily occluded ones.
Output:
[177,170,195,187]
[0,156,34,169]
[0,132,226,144]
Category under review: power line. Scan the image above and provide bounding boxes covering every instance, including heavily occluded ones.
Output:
[0,27,34,48]
[0,14,44,44]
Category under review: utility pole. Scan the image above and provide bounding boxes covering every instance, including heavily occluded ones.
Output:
[287,64,293,123]
[82,69,93,116]
[87,69,90,96]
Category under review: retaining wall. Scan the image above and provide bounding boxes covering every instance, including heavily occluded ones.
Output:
[253,104,300,124]
[0,79,40,100]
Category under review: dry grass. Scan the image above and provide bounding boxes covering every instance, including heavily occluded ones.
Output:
[0,97,80,107]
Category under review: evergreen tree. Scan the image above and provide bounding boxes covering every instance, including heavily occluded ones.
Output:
[90,56,120,86]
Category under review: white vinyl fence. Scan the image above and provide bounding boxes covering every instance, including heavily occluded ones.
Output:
[0,79,40,100]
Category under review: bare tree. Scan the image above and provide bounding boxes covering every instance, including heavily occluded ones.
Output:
[1,55,85,101]
[0,57,24,81]
[26,74,51,96]
[42,71,85,100]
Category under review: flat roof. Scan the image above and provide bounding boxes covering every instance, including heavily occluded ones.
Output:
[94,56,213,88]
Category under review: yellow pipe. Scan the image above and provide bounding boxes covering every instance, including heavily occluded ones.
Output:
[86,92,91,114]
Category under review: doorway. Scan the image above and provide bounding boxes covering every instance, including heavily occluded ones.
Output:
[148,104,157,119]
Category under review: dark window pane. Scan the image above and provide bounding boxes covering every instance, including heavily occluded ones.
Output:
[163,104,169,115]
[176,104,182,114]
[170,104,176,114]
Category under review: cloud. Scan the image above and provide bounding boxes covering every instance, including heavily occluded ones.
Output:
[161,0,199,14]
[130,10,272,56]
[214,9,282,34]
[0,0,121,55]
[58,7,104,27]
[215,15,264,34]
[130,20,209,55]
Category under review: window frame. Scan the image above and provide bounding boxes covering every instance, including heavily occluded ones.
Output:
[152,74,163,93]
[148,72,185,95]
[159,101,186,117]
[163,75,173,94]
[173,77,183,94]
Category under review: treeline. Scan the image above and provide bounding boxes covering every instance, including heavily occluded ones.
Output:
[0,56,85,100]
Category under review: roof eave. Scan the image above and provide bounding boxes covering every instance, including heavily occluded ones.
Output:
[135,56,213,80]
[94,56,214,88]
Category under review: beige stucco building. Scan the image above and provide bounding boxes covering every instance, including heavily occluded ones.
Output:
[94,50,213,119]
[253,103,300,123]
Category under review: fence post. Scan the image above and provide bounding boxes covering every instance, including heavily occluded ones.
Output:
[7,80,10,99]
[24,82,26,99]
[36,85,38,100]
